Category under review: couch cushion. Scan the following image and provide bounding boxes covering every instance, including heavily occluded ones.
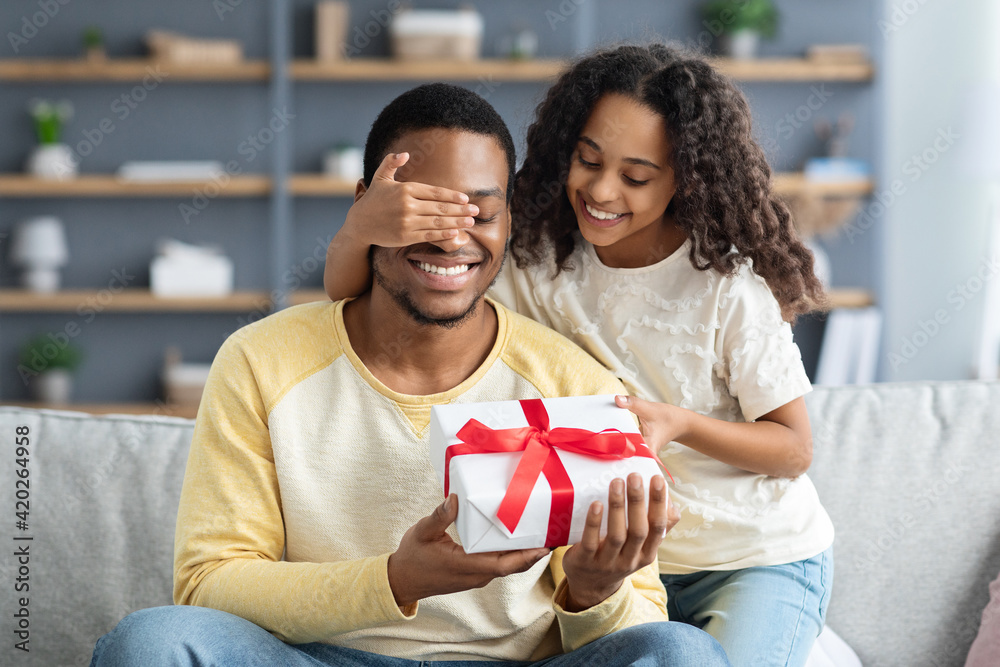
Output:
[806,381,1000,667]
[0,407,194,667]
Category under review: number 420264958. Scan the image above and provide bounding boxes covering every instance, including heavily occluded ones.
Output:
[15,425,30,527]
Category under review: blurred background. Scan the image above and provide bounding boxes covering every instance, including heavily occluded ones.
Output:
[0,0,997,416]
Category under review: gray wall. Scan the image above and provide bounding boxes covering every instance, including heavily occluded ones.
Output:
[0,0,880,402]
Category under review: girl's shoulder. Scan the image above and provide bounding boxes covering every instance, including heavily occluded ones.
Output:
[715,260,788,333]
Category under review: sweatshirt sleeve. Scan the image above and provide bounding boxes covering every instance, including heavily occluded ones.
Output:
[547,548,669,652]
[172,333,417,644]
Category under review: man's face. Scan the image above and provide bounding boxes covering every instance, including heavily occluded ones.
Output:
[366,129,511,328]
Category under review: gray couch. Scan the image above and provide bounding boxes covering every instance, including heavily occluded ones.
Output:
[2,380,999,667]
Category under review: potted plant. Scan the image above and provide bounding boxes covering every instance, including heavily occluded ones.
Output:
[18,334,84,404]
[702,0,779,60]
[82,26,106,62]
[25,98,77,180]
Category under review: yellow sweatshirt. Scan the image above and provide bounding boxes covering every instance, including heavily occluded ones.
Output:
[173,299,669,661]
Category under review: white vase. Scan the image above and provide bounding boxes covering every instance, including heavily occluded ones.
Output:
[32,369,73,404]
[722,29,760,60]
[21,267,62,292]
[26,143,78,180]
[324,147,364,181]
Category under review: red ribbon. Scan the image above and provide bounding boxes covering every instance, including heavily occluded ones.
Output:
[443,398,658,547]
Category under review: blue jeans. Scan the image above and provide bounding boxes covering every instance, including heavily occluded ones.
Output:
[660,548,833,667]
[90,605,731,666]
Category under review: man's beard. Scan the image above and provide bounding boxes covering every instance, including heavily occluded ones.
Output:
[371,250,506,330]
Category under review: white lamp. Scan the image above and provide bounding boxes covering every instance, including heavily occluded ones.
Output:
[9,216,69,293]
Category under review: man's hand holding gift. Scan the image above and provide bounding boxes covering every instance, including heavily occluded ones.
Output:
[387,495,550,610]
[387,472,677,612]
[562,472,676,611]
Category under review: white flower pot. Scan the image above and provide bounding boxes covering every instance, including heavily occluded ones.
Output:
[721,29,761,60]
[32,369,73,404]
[26,143,78,180]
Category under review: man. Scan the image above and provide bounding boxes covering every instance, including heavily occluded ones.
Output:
[90,84,728,666]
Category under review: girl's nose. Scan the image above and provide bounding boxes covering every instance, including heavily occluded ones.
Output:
[587,169,618,203]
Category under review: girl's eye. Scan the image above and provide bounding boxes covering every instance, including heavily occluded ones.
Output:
[625,176,650,186]
[577,156,599,168]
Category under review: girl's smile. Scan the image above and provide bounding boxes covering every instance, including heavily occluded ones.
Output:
[579,195,630,227]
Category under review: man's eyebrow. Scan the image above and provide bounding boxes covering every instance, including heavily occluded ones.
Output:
[578,136,661,170]
[468,186,504,200]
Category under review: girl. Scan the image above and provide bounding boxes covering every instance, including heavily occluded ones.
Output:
[324,43,834,667]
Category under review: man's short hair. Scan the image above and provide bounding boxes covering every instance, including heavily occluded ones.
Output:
[363,83,516,202]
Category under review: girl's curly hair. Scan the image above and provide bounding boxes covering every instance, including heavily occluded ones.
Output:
[510,43,826,321]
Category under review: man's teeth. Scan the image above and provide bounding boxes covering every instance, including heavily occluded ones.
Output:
[584,202,625,220]
[417,262,470,276]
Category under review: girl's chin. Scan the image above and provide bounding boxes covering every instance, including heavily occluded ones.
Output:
[578,224,624,247]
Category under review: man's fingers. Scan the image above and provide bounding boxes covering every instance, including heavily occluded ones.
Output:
[603,478,627,556]
[578,501,603,555]
[640,476,669,562]
[373,151,409,182]
[623,473,649,555]
[419,494,458,537]
[493,547,550,576]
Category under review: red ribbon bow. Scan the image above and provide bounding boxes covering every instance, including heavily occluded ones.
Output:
[444,398,657,547]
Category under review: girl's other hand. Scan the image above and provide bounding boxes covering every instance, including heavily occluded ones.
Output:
[615,395,687,458]
[345,152,480,252]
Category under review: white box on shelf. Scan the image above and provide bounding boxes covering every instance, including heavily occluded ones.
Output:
[390,9,483,61]
[150,254,233,297]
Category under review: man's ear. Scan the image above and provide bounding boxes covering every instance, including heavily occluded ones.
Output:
[354,179,368,203]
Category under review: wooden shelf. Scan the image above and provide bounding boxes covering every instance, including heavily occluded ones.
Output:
[0,289,271,312]
[0,57,874,84]
[288,175,357,196]
[772,173,874,197]
[0,289,333,312]
[0,174,271,198]
[0,58,269,81]
[0,172,874,206]
[1,401,199,419]
[711,57,874,82]
[291,58,567,81]
[825,288,875,310]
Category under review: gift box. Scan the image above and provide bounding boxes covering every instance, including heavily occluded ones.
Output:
[429,395,665,554]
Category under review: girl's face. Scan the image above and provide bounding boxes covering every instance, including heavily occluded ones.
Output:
[566,93,682,268]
